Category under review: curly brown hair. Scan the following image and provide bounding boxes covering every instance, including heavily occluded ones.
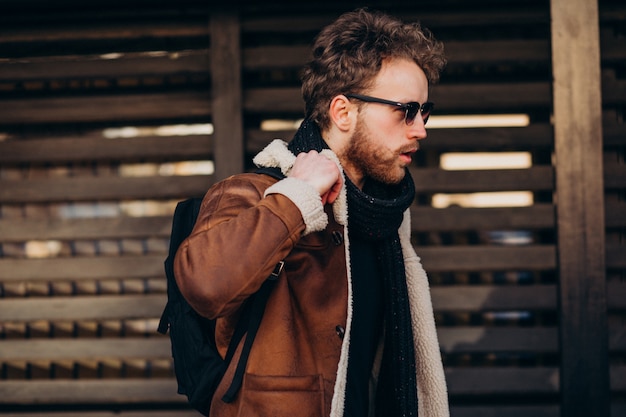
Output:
[301,8,446,131]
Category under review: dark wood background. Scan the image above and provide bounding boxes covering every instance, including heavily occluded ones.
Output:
[0,0,624,416]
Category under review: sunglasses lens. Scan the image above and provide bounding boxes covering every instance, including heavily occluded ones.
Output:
[421,103,434,125]
[405,104,420,125]
[405,102,434,125]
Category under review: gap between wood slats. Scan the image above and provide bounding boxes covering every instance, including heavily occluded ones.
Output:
[0,135,212,164]
[0,175,212,203]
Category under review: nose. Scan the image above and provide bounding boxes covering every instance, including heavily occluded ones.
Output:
[407,116,427,141]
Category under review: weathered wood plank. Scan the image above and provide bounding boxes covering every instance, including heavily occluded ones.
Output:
[0,412,200,417]
[0,216,172,242]
[0,92,211,125]
[431,284,557,312]
[211,10,244,181]
[418,245,557,271]
[438,327,558,353]
[0,175,212,203]
[0,135,212,164]
[0,379,183,404]
[551,1,609,415]
[243,83,553,115]
[410,166,554,193]
[0,50,210,81]
[0,281,621,322]
[449,406,559,417]
[0,339,171,361]
[0,168,558,204]
[0,254,165,282]
[410,205,554,231]
[439,321,626,353]
[247,124,555,154]
[0,294,166,321]
[446,367,560,394]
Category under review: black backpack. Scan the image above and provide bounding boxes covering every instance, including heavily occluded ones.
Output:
[157,168,284,415]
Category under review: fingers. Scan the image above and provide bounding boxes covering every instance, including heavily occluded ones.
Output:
[289,150,342,202]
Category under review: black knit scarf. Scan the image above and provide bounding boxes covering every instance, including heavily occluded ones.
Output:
[288,119,418,417]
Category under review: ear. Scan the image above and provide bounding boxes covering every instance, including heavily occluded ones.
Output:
[328,95,355,132]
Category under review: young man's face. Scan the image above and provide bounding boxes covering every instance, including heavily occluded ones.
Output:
[342,58,429,186]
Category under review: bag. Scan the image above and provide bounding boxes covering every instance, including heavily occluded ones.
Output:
[157,168,284,415]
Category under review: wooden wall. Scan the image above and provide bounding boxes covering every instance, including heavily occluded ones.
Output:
[0,1,624,416]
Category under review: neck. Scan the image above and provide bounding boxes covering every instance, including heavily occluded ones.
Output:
[322,127,365,189]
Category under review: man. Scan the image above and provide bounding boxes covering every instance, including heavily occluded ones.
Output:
[174,8,449,417]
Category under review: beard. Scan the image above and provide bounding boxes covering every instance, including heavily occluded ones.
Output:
[343,116,408,185]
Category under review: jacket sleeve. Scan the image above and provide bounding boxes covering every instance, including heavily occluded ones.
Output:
[173,173,318,319]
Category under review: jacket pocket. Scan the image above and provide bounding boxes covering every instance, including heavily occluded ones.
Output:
[237,373,325,417]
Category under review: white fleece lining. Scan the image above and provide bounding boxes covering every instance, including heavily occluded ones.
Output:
[264,177,328,235]
[399,211,450,417]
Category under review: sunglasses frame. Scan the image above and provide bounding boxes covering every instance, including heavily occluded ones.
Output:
[345,93,434,125]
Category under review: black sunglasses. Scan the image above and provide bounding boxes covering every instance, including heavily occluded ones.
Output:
[345,93,434,125]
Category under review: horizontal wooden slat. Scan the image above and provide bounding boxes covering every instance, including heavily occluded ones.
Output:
[0,254,165,282]
[243,83,553,115]
[411,205,554,231]
[410,167,554,193]
[0,412,200,417]
[0,92,211,125]
[0,50,210,81]
[0,19,208,44]
[0,379,184,404]
[0,338,170,361]
[0,135,212,164]
[0,175,212,203]
[0,294,165,321]
[418,245,557,271]
[0,370,622,406]
[431,284,557,311]
[2,323,620,362]
[439,322,626,353]
[247,125,554,154]
[449,406,558,417]
[0,216,172,242]
[1,282,622,322]
[412,201,624,231]
[446,367,559,394]
[438,327,558,353]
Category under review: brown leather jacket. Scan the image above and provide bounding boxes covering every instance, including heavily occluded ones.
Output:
[174,140,449,417]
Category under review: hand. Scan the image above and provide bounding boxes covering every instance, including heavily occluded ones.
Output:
[289,150,343,204]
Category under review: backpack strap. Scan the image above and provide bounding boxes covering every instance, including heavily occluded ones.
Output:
[222,261,284,402]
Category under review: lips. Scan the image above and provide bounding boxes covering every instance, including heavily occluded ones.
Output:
[400,149,416,164]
